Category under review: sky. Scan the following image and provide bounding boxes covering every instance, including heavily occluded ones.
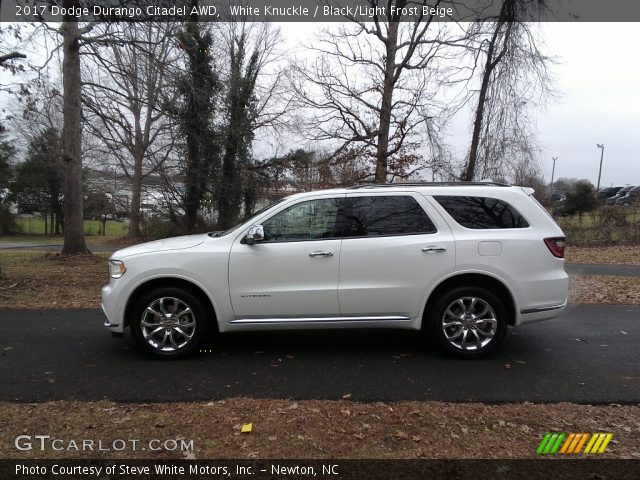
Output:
[1,21,638,188]
[276,22,640,187]
[534,23,640,187]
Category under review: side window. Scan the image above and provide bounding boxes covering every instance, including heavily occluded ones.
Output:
[345,196,437,237]
[262,198,343,242]
[434,196,529,229]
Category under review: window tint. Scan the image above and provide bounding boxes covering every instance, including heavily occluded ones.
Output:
[434,196,529,229]
[262,198,343,242]
[345,196,436,237]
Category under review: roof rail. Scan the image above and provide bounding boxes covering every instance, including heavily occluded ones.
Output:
[347,181,511,189]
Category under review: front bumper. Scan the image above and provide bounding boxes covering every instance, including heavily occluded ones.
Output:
[102,283,125,334]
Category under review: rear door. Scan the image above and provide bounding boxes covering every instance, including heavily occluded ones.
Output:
[338,193,455,319]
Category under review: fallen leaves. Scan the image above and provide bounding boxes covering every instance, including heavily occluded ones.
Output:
[3,399,637,460]
[569,275,640,304]
[0,252,109,309]
[566,246,640,265]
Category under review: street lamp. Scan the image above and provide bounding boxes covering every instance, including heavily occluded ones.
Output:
[596,144,605,193]
[550,156,557,197]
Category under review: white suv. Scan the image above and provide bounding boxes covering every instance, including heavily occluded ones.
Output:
[102,183,568,359]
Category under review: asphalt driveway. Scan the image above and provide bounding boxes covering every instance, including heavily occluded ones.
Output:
[0,304,638,403]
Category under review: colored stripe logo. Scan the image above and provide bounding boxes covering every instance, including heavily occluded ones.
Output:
[536,432,613,454]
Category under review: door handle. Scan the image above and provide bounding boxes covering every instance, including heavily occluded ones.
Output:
[422,246,447,253]
[309,251,334,257]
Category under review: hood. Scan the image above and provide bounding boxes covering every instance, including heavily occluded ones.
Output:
[113,234,208,258]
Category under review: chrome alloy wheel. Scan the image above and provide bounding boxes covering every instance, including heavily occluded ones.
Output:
[140,297,196,353]
[441,297,498,351]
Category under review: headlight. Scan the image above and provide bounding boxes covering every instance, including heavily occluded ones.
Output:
[109,260,126,279]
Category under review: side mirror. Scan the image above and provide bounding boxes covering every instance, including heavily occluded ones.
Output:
[245,225,265,245]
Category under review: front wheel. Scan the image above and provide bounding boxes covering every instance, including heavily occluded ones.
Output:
[130,287,211,358]
[426,286,508,358]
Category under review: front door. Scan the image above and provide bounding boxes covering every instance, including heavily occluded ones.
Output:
[229,196,345,319]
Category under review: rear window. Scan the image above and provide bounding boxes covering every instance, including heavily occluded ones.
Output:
[434,196,529,229]
[345,196,437,237]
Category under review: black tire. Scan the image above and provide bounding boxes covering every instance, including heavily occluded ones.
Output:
[425,286,508,358]
[130,286,212,359]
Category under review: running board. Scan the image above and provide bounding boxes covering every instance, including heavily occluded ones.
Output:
[229,316,411,324]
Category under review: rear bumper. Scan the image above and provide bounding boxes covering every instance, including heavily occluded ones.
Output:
[513,263,569,326]
[517,299,567,325]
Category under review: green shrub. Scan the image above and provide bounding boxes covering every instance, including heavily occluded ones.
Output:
[142,216,182,239]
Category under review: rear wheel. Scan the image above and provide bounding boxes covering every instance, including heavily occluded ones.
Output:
[130,287,212,358]
[426,286,508,358]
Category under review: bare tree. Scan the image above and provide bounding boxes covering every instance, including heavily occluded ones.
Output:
[59,8,89,254]
[0,51,26,67]
[0,26,26,69]
[17,10,149,252]
[291,0,467,183]
[83,23,180,237]
[0,26,28,131]
[462,0,554,181]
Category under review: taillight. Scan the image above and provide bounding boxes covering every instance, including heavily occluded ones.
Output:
[544,237,566,258]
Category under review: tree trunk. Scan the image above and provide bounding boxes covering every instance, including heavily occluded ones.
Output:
[129,179,142,237]
[61,12,90,255]
[463,26,501,181]
[374,21,399,184]
[54,203,62,235]
[129,136,143,238]
[463,1,513,181]
[218,135,240,229]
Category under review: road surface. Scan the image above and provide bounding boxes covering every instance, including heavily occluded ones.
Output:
[1,305,638,403]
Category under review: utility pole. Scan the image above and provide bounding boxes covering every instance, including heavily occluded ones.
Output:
[550,156,557,196]
[596,144,605,193]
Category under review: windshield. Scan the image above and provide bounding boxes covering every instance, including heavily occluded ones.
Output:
[211,198,288,237]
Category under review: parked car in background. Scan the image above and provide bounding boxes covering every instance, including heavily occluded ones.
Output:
[616,186,640,206]
[606,186,634,205]
[102,182,569,359]
[598,186,622,200]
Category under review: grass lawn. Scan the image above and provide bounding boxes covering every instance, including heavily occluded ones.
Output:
[14,217,129,237]
[0,399,638,459]
[555,209,640,228]
[0,235,126,246]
